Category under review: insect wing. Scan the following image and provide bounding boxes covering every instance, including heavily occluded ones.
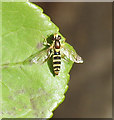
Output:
[61,43,83,63]
[31,48,49,64]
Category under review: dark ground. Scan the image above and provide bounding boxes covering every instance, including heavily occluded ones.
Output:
[33,2,112,118]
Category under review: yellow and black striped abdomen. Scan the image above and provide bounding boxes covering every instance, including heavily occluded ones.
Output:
[53,49,61,75]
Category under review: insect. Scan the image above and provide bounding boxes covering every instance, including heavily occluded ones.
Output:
[32,33,83,75]
[52,33,61,75]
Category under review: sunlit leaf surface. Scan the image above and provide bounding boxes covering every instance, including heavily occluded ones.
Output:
[2,2,75,118]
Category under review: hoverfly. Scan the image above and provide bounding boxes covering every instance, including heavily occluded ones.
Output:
[31,33,83,75]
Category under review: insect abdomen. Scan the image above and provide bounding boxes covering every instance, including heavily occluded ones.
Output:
[53,50,61,75]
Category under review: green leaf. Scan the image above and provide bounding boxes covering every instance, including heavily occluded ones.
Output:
[2,0,28,2]
[0,2,2,119]
[2,2,75,118]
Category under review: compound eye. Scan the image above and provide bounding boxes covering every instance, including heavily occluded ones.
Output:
[58,35,61,40]
[52,36,55,40]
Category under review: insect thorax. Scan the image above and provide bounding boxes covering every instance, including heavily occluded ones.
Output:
[54,40,61,49]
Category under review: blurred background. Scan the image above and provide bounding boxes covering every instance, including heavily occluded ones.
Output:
[33,2,112,118]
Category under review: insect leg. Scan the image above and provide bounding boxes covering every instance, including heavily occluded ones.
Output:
[61,52,70,62]
[42,49,53,63]
[47,44,53,52]
[41,45,54,64]
[42,35,51,46]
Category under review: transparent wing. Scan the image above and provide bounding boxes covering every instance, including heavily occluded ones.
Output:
[30,47,51,64]
[61,43,83,63]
